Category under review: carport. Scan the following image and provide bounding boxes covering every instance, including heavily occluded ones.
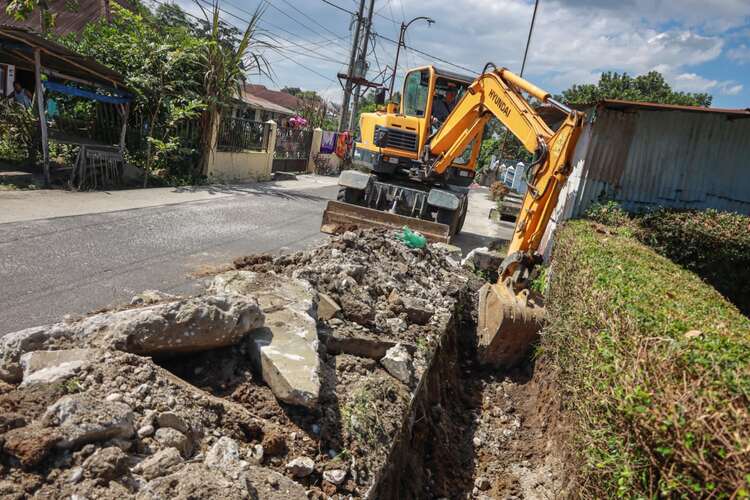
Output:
[0,25,131,186]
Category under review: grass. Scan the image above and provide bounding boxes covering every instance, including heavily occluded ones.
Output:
[544,220,750,497]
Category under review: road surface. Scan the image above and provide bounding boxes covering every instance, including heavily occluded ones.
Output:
[0,178,511,335]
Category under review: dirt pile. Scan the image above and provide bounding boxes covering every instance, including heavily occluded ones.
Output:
[0,228,473,499]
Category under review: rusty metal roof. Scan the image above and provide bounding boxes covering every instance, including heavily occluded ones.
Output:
[0,0,132,36]
[598,99,750,118]
[0,25,126,89]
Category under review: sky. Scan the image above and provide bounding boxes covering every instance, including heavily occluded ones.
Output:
[169,0,750,109]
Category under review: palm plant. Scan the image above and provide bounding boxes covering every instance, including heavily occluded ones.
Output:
[195,1,274,176]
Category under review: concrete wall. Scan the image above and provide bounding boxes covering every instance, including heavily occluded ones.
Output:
[207,120,277,182]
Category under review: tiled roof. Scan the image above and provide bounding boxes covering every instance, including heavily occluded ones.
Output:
[0,0,132,36]
[243,84,302,111]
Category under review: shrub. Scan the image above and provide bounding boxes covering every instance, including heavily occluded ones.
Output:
[544,220,750,497]
[637,209,750,316]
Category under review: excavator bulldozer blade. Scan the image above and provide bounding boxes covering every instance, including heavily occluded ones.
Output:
[477,281,546,367]
[321,200,452,243]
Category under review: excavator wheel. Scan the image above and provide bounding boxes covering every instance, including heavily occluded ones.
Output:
[337,186,364,205]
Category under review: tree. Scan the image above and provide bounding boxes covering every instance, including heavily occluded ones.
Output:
[559,71,712,107]
[61,5,206,182]
[195,0,272,175]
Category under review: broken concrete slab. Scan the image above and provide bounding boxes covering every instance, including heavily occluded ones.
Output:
[0,295,264,382]
[86,294,264,355]
[19,349,100,387]
[0,324,74,383]
[317,293,341,321]
[322,326,398,360]
[42,393,135,450]
[210,271,320,408]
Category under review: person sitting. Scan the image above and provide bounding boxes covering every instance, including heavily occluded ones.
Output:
[431,90,456,131]
[8,82,32,108]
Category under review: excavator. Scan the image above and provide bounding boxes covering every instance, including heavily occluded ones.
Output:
[321,64,584,366]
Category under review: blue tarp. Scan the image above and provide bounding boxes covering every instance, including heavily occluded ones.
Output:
[43,81,132,104]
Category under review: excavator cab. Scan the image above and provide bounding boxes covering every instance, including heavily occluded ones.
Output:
[322,66,482,242]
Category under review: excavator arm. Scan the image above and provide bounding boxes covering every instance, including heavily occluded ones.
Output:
[428,67,584,284]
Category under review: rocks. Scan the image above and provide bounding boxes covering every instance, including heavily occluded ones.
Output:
[323,327,398,360]
[82,446,128,482]
[154,427,192,458]
[381,343,415,385]
[475,476,491,491]
[43,393,135,449]
[132,447,183,480]
[323,469,347,485]
[401,297,434,325]
[205,437,245,473]
[285,456,315,477]
[137,424,155,438]
[210,271,320,409]
[2,426,61,467]
[155,412,189,434]
[130,290,178,306]
[137,463,248,500]
[462,247,504,275]
[316,293,342,321]
[18,349,99,387]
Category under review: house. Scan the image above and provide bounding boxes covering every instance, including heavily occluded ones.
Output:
[0,0,131,96]
[232,84,296,126]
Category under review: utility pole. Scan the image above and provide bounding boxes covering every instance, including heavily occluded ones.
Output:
[338,0,366,131]
[348,0,376,130]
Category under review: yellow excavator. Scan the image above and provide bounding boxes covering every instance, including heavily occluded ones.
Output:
[321,64,584,365]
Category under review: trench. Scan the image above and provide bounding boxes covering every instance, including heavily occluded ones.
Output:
[373,288,570,499]
[150,284,568,499]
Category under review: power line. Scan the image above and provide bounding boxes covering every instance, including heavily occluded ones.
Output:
[271,0,349,40]
[217,0,352,59]
[148,0,343,85]
[374,32,479,74]
[319,0,356,16]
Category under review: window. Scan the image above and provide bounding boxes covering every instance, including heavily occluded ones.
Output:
[403,69,429,117]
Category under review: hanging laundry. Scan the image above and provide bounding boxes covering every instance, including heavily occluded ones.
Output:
[320,131,337,154]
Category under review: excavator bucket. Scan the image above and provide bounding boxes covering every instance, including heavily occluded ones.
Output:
[321,200,452,243]
[476,281,546,367]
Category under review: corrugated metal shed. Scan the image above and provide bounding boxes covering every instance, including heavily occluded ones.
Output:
[540,100,750,259]
[562,101,750,217]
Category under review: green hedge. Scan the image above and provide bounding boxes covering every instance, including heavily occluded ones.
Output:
[544,220,750,497]
[637,209,750,316]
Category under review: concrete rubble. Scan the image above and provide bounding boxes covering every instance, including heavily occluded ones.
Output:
[0,228,475,499]
[209,271,320,409]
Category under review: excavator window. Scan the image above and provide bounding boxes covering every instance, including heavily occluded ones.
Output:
[403,69,430,117]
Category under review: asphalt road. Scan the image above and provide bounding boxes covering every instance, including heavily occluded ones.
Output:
[0,182,338,334]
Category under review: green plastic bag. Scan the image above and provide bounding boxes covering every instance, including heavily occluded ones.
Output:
[398,226,427,249]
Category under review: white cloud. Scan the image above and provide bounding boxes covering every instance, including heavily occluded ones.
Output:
[727,44,750,64]
[673,73,743,96]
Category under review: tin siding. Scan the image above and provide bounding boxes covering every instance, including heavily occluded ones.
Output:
[571,108,750,216]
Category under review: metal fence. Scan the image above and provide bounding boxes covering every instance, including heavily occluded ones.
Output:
[274,127,312,160]
[217,117,268,152]
[272,126,312,173]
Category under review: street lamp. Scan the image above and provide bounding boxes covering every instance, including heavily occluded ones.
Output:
[388,16,435,99]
